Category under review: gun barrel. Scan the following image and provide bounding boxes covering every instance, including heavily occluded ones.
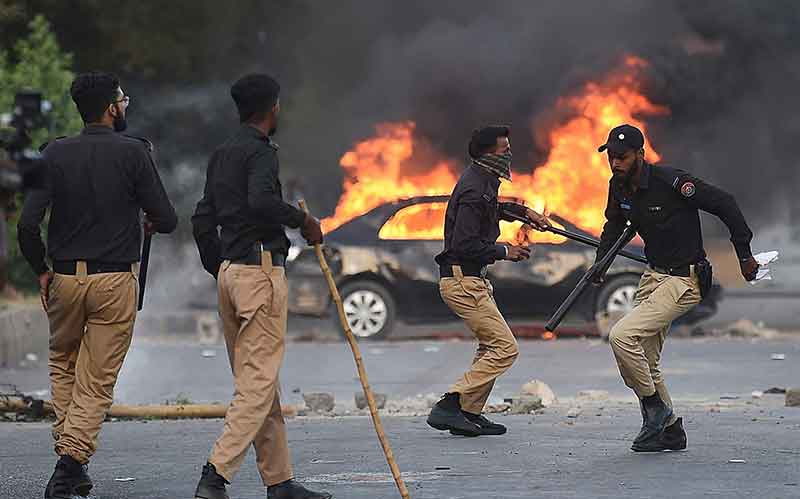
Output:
[502,212,647,264]
[544,225,638,332]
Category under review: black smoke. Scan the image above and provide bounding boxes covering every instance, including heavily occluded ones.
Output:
[121,0,799,232]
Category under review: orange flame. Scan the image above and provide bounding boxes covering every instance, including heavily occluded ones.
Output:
[322,56,669,242]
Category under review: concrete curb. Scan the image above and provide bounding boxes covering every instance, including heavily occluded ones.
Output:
[0,305,48,368]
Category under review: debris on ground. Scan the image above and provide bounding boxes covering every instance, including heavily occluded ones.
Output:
[520,380,557,407]
[508,396,544,415]
[752,391,764,399]
[200,349,216,358]
[728,459,747,464]
[485,402,511,414]
[302,393,335,413]
[577,390,609,401]
[566,407,582,419]
[786,388,800,408]
[383,393,439,416]
[770,353,786,361]
[355,392,387,410]
[765,387,787,394]
[712,319,780,339]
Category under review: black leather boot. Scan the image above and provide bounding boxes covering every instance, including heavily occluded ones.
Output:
[267,479,332,499]
[195,463,229,499]
[451,412,507,436]
[632,392,673,446]
[426,393,480,437]
[45,456,91,499]
[633,417,687,452]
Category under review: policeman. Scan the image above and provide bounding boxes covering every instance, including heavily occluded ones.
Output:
[17,71,177,498]
[594,124,758,452]
[191,74,331,499]
[427,125,550,437]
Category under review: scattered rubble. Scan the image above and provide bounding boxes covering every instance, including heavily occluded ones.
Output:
[303,393,335,413]
[752,391,764,399]
[509,396,544,415]
[765,387,787,394]
[713,319,780,339]
[384,393,439,416]
[770,353,786,361]
[355,392,387,410]
[520,380,557,407]
[786,388,800,408]
[577,390,609,402]
[566,407,582,419]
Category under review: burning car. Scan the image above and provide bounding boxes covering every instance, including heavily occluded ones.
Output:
[287,195,722,339]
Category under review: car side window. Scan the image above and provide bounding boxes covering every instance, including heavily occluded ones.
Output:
[378,202,447,240]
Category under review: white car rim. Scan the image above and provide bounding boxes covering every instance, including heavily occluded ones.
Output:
[606,284,637,314]
[342,290,388,338]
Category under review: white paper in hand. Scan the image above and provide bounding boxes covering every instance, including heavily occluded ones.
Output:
[750,250,779,284]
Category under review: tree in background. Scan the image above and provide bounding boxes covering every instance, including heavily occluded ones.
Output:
[0,14,80,294]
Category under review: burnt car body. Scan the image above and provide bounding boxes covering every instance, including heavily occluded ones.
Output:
[287,195,722,339]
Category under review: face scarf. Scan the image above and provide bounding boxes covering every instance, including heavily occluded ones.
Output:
[474,151,513,181]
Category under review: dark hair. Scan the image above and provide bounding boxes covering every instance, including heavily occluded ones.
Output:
[468,125,510,158]
[70,71,120,123]
[230,73,280,123]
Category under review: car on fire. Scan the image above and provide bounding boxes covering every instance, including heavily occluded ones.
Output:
[286,195,722,340]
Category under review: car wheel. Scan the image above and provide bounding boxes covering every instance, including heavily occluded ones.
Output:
[596,274,640,317]
[333,280,396,340]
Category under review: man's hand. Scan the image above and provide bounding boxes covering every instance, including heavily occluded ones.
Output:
[526,208,550,231]
[740,256,759,282]
[38,271,53,312]
[301,213,324,246]
[589,264,606,286]
[505,245,531,262]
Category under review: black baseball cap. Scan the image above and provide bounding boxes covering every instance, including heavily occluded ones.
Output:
[598,124,644,154]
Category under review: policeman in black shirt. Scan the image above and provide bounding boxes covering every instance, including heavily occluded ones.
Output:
[594,124,758,452]
[191,74,331,499]
[427,125,549,437]
[17,71,177,499]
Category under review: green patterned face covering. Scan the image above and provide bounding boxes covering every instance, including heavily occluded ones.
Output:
[473,151,512,181]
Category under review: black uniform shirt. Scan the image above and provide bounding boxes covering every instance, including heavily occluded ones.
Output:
[435,164,527,269]
[192,124,306,277]
[17,125,178,275]
[597,162,753,268]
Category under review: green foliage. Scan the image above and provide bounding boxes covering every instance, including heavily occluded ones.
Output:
[1,15,79,292]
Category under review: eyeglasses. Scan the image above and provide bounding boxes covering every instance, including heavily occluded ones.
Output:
[112,95,131,107]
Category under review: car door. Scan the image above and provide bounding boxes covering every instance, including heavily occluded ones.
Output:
[375,201,453,320]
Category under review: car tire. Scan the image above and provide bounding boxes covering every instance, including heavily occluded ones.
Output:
[595,274,641,319]
[332,280,396,341]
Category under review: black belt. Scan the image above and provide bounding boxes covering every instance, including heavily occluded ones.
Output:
[649,264,692,277]
[439,264,487,278]
[53,261,132,275]
[231,246,286,267]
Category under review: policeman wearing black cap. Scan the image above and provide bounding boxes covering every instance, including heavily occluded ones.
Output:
[594,124,758,452]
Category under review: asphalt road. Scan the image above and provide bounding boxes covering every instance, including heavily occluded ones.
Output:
[1,405,798,499]
[2,337,799,498]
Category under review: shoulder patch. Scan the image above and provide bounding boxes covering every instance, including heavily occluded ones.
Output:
[680,181,696,197]
[38,136,66,152]
[122,134,154,152]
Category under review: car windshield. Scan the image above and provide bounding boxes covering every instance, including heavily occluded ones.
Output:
[378,202,568,244]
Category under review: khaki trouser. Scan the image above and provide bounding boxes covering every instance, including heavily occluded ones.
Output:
[609,268,702,422]
[48,262,138,464]
[208,254,293,486]
[440,266,519,414]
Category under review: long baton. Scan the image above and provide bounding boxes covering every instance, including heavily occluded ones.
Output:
[298,200,410,499]
[544,224,638,332]
[502,211,647,264]
[137,233,152,311]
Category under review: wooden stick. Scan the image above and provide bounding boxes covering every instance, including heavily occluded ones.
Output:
[299,200,410,499]
[0,399,297,419]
